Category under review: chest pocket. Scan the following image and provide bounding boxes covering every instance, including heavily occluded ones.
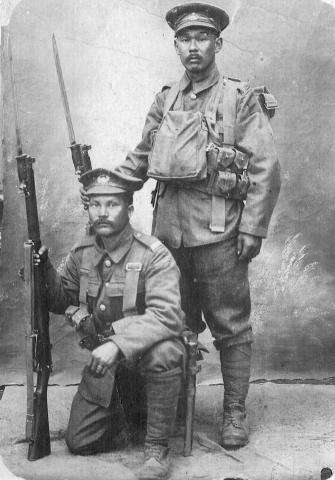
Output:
[87,281,100,298]
[80,241,147,317]
[80,249,100,309]
[105,275,145,298]
[105,255,146,317]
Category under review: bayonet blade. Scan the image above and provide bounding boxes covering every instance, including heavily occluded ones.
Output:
[52,34,76,145]
[8,34,23,156]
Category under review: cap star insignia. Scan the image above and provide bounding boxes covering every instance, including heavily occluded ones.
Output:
[188,12,200,21]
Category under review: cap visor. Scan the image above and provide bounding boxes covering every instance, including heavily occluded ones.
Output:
[175,20,218,33]
[86,186,127,195]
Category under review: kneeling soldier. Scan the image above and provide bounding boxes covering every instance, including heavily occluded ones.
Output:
[37,168,185,480]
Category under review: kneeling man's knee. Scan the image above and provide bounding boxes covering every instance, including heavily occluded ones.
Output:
[65,429,88,455]
[140,338,185,375]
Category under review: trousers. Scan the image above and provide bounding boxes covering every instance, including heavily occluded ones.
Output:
[169,236,253,348]
[66,338,185,455]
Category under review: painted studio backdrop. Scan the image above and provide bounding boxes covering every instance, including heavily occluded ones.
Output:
[1,0,335,385]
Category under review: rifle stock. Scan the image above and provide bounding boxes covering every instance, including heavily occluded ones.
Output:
[28,368,51,460]
[24,241,34,442]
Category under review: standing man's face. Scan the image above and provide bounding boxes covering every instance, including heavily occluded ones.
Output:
[174,27,222,74]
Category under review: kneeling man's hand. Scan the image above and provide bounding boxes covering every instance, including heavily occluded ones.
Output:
[89,341,121,376]
[237,233,262,262]
[80,187,90,210]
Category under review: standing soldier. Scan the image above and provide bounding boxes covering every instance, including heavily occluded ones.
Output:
[109,3,281,450]
[39,169,185,480]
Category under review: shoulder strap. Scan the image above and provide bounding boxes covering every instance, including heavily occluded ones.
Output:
[133,231,163,251]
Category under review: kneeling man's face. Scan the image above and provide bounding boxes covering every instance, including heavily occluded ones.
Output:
[88,194,133,237]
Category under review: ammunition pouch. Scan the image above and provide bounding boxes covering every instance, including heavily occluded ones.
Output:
[65,305,110,351]
[206,143,250,200]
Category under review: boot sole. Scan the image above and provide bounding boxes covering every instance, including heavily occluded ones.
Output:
[220,438,249,449]
[138,473,168,480]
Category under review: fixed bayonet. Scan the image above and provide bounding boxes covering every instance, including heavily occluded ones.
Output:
[52,34,92,177]
[52,34,75,144]
[8,35,23,156]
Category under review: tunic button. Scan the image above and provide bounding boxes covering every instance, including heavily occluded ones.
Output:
[190,92,196,100]
[99,304,106,312]
[105,259,112,268]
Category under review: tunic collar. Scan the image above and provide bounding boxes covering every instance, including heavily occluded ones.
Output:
[92,223,134,266]
[179,63,220,94]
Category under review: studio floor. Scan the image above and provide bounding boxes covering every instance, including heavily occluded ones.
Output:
[1,382,335,480]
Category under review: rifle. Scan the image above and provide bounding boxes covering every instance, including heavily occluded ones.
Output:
[183,331,199,456]
[52,34,92,178]
[9,34,52,461]
[182,330,209,456]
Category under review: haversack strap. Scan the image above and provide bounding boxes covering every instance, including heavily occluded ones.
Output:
[163,82,180,116]
[122,242,147,316]
[79,248,92,306]
[220,80,238,145]
[205,75,238,146]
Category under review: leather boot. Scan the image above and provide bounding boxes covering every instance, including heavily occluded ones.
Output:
[219,343,251,449]
[138,368,182,480]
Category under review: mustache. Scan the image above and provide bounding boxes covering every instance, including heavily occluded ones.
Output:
[93,219,113,227]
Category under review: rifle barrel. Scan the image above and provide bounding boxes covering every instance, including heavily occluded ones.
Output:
[8,35,22,155]
[52,34,76,145]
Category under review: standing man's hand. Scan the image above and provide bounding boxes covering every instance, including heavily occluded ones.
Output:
[237,233,262,262]
[33,245,49,266]
[88,341,121,376]
[80,187,89,210]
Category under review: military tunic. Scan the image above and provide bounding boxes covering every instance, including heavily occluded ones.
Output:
[45,223,185,454]
[46,223,184,361]
[114,63,281,249]
[112,64,280,347]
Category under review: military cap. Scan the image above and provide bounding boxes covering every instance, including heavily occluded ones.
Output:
[166,3,229,34]
[79,168,135,195]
